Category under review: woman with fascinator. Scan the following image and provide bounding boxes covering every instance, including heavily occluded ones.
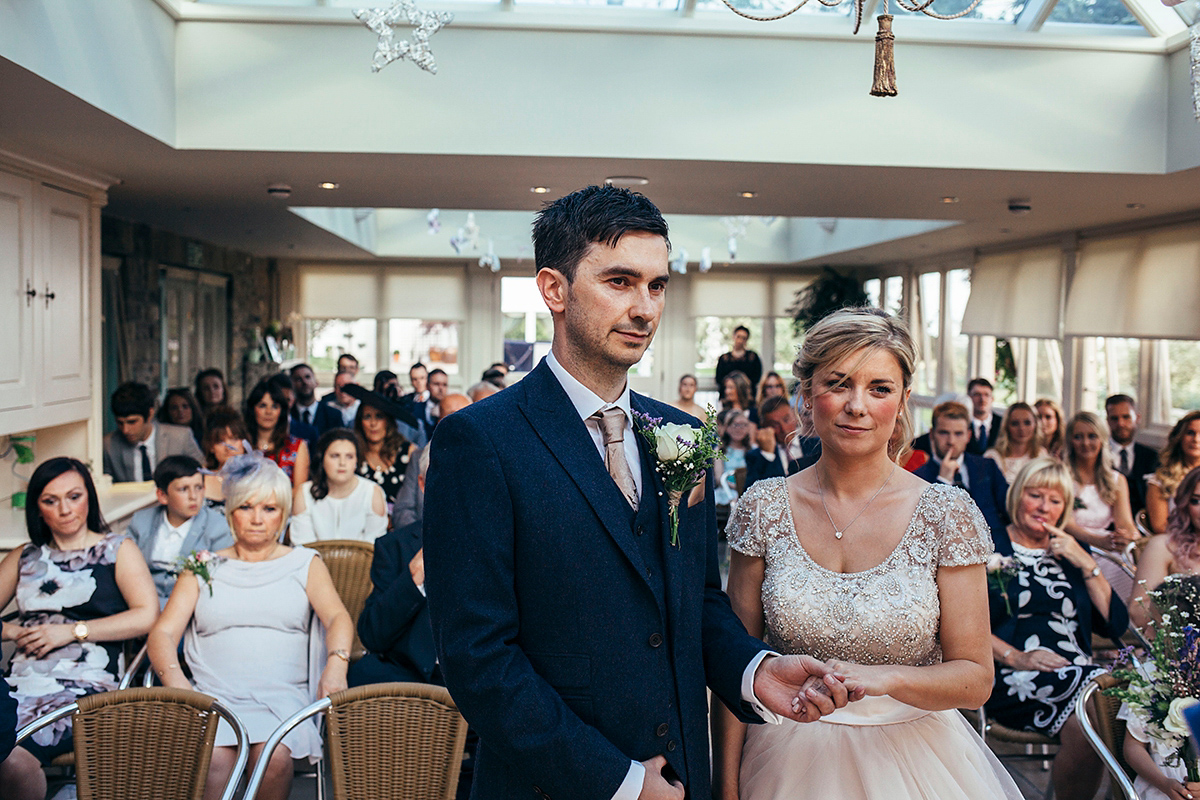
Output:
[148,453,353,800]
[343,383,420,508]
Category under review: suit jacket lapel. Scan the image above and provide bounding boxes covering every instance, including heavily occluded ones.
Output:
[142,507,165,559]
[518,361,650,584]
[179,507,208,558]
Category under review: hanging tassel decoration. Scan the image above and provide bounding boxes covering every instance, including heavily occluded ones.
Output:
[870,14,897,97]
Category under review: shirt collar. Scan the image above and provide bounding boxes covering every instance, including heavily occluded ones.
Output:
[296,399,318,415]
[161,513,194,538]
[1111,439,1132,453]
[545,352,633,425]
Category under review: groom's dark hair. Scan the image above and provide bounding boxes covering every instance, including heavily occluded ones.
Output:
[533,185,670,283]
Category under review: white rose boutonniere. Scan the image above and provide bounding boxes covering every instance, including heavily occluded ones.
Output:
[633,407,720,548]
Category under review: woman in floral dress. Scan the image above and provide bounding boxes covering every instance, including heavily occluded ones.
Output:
[0,458,158,800]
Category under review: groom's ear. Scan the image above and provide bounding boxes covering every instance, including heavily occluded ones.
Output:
[536,267,568,315]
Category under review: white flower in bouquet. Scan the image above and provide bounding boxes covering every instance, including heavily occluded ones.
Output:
[1164,697,1200,736]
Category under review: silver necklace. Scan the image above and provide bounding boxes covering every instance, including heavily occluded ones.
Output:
[816,463,897,539]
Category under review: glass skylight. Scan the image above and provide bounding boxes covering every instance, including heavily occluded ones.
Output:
[694,0,853,17]
[516,0,681,9]
[1047,0,1138,24]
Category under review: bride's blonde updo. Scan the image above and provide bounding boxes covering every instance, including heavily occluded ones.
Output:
[793,307,918,461]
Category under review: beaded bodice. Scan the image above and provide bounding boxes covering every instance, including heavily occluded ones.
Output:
[728,479,992,667]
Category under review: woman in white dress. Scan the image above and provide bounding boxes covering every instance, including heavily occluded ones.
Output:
[291,429,387,545]
[713,307,1022,800]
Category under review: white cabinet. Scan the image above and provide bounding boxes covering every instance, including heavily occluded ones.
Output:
[0,169,95,434]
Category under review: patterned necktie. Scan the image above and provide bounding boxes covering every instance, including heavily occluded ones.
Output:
[1119,448,1130,475]
[139,443,152,482]
[594,407,639,510]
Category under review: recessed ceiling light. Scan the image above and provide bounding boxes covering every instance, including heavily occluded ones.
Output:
[1126,202,1145,210]
[604,176,650,188]
[530,186,550,194]
[739,191,757,199]
[319,181,339,190]
[941,196,959,204]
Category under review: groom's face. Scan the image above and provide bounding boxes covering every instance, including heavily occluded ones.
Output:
[552,231,669,372]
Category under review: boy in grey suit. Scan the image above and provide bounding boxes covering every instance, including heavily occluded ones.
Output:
[127,456,233,606]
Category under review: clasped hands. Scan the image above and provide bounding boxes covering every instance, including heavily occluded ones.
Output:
[753,654,868,723]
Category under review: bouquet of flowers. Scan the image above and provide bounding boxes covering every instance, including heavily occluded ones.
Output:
[986,553,1020,617]
[632,407,720,547]
[1107,574,1200,781]
[173,550,224,596]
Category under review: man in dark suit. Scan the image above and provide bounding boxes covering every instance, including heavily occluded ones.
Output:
[103,382,204,483]
[290,363,344,437]
[967,378,1004,455]
[424,186,850,800]
[744,396,820,489]
[1106,394,1159,518]
[914,401,1011,550]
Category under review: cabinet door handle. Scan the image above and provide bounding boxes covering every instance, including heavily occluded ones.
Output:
[44,284,56,308]
[25,280,37,306]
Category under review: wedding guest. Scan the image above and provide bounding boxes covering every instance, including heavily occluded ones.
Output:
[194,368,228,417]
[1035,398,1066,460]
[157,387,205,447]
[757,371,788,407]
[0,680,15,766]
[353,390,417,507]
[1146,411,1200,533]
[267,373,318,449]
[148,454,352,800]
[481,368,507,389]
[291,429,387,546]
[715,325,763,389]
[245,379,309,490]
[200,408,249,506]
[743,396,815,490]
[103,382,204,483]
[967,378,1003,455]
[984,402,1045,484]
[374,370,400,397]
[715,410,753,504]
[1123,712,1200,800]
[1130,465,1200,634]
[0,458,158,800]
[1106,394,1159,517]
[402,362,429,404]
[421,369,450,433]
[1063,411,1139,599]
[670,373,706,418]
[467,381,499,403]
[391,392,472,530]
[721,370,759,425]
[329,371,362,427]
[986,457,1127,800]
[128,456,234,607]
[289,363,342,435]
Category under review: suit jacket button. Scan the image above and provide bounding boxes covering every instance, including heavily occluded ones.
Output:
[648,633,663,647]
[667,739,677,751]
[636,524,645,536]
[656,723,669,736]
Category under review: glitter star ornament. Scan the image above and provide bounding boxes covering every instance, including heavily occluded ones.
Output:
[354,0,453,74]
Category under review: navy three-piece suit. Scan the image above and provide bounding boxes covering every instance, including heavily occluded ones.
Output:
[424,359,768,800]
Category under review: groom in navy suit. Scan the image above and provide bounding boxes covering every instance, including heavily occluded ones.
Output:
[425,187,851,800]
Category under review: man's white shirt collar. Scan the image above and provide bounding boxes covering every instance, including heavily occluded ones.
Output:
[546,352,633,425]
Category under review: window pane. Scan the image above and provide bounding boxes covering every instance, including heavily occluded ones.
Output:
[388,319,459,376]
[864,278,881,309]
[774,317,803,377]
[1034,339,1064,402]
[894,0,1028,20]
[695,317,763,380]
[695,0,851,15]
[1166,339,1200,421]
[1090,337,1140,411]
[884,276,904,318]
[1048,0,1138,24]
[522,0,680,7]
[306,318,377,373]
[501,277,553,374]
[947,269,970,391]
[916,272,941,396]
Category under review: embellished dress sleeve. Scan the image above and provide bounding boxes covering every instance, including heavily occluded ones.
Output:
[726,478,777,558]
[936,485,994,567]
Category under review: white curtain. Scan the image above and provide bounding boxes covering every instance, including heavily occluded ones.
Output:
[961,247,1063,339]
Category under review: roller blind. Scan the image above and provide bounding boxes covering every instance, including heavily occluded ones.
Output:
[382,272,465,320]
[1065,225,1200,340]
[691,278,768,317]
[772,279,812,317]
[300,268,465,320]
[961,247,1063,339]
[299,270,379,319]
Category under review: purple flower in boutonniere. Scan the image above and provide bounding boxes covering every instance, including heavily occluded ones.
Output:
[632,407,721,547]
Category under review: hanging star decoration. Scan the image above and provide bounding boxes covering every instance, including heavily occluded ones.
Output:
[354,0,453,75]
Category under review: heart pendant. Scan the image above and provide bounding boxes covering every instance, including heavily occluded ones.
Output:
[835,531,843,539]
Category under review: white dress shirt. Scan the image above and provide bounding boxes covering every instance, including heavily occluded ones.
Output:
[134,426,158,482]
[295,399,320,425]
[930,452,971,490]
[544,353,780,800]
[338,400,361,427]
[151,513,194,570]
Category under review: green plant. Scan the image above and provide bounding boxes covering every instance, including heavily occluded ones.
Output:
[788,267,868,333]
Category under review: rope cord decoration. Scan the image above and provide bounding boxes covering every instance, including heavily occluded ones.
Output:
[717,0,986,95]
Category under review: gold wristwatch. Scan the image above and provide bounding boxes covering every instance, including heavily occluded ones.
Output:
[72,621,89,642]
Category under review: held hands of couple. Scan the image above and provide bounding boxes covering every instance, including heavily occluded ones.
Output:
[754,654,862,722]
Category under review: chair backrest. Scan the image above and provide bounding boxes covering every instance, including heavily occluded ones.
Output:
[324,682,470,800]
[1134,509,1153,540]
[69,688,229,800]
[1077,673,1141,800]
[1131,532,1152,564]
[305,539,375,659]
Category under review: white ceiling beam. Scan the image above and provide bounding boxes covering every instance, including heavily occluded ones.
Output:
[1015,0,1058,32]
[1121,0,1186,37]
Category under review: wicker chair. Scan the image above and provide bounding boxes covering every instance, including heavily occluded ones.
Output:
[15,687,249,800]
[243,682,470,800]
[305,539,375,660]
[1076,674,1142,800]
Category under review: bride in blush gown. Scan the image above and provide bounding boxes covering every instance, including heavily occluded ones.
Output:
[712,308,1023,800]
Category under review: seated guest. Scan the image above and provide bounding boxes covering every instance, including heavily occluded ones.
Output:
[329,371,362,427]
[984,401,1046,484]
[128,456,234,608]
[289,363,343,435]
[148,454,352,800]
[421,369,450,434]
[291,430,387,545]
[467,381,499,403]
[913,401,1010,544]
[391,393,472,530]
[1106,393,1159,517]
[669,373,705,418]
[481,367,507,389]
[351,447,436,687]
[985,457,1127,800]
[1130,465,1200,633]
[350,387,419,508]
[0,458,158,800]
[320,354,361,408]
[372,370,426,447]
[1035,397,1066,460]
[1063,411,1139,600]
[194,368,228,418]
[401,362,429,406]
[373,370,401,397]
[721,369,758,425]
[0,679,15,766]
[1145,411,1200,533]
[157,387,205,447]
[267,373,318,449]
[104,381,204,483]
[714,410,752,504]
[200,408,249,507]
[756,371,787,407]
[246,378,310,491]
[743,396,818,490]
